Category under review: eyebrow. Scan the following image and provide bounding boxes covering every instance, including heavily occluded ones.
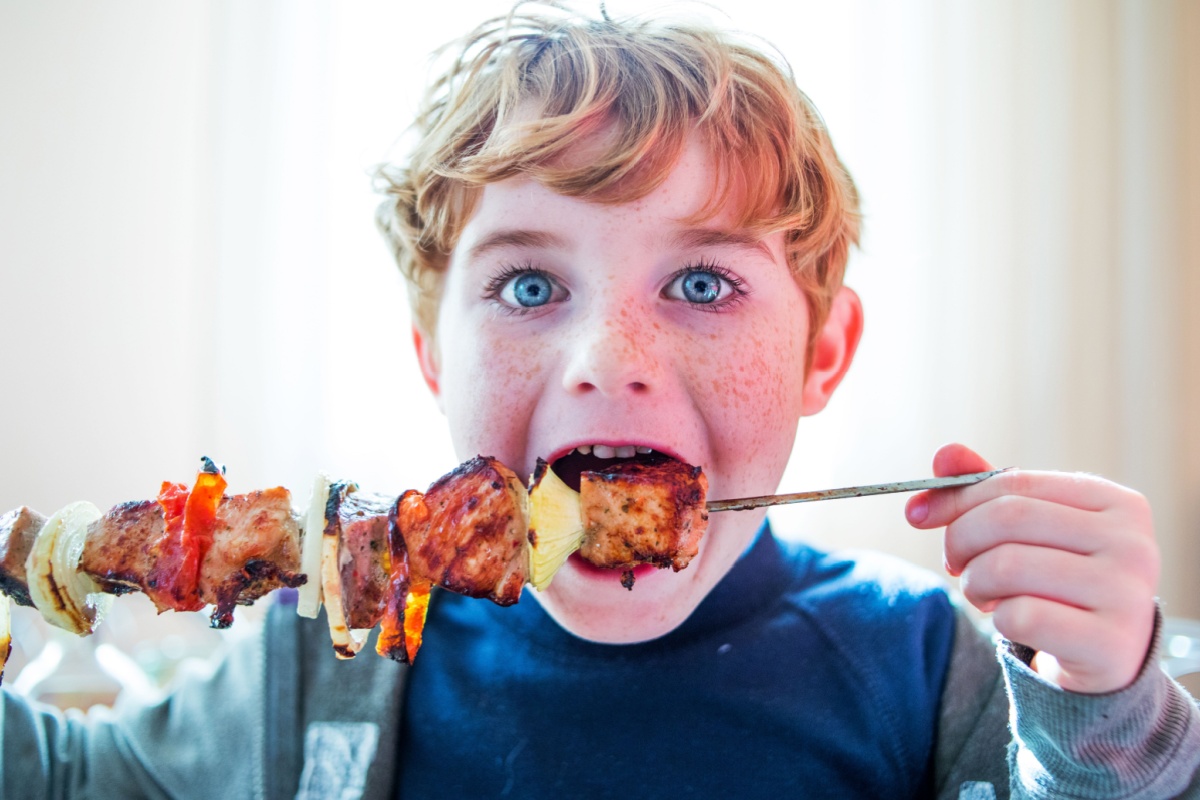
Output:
[671,228,773,259]
[464,226,772,261]
[466,229,568,261]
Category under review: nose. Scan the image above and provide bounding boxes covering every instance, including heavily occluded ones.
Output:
[560,309,658,397]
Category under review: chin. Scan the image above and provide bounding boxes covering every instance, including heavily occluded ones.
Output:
[528,519,749,643]
[530,561,700,643]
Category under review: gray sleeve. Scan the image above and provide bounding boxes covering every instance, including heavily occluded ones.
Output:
[0,624,269,800]
[936,606,1013,799]
[1004,611,1200,799]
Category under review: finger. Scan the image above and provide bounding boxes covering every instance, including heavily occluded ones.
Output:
[942,495,1106,575]
[956,542,1124,612]
[907,468,1135,530]
[905,442,993,526]
[991,596,1104,658]
[989,595,1154,693]
[932,442,994,477]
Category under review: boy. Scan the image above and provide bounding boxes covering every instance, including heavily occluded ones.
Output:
[3,3,1198,798]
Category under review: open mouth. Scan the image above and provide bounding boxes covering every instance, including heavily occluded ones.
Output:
[550,446,675,492]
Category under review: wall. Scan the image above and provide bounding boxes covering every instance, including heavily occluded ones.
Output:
[1,1,1197,696]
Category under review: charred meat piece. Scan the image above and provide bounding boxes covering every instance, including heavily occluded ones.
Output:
[400,456,529,606]
[578,455,708,572]
[200,488,306,628]
[0,507,47,607]
[79,500,164,598]
[331,490,393,631]
[80,490,305,625]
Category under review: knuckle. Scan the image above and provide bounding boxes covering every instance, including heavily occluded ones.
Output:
[1112,598,1154,637]
[1070,470,1105,490]
[986,493,1029,530]
[999,469,1035,498]
[959,542,1025,609]
[992,598,1036,642]
[1124,490,1155,535]
[938,490,968,527]
[1110,535,1160,587]
[989,543,1021,584]
[1097,479,1153,523]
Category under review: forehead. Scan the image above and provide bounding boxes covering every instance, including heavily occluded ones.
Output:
[452,134,767,260]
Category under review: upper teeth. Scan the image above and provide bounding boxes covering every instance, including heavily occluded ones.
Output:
[577,444,656,459]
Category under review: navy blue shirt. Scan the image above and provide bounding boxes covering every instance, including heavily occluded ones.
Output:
[396,527,956,798]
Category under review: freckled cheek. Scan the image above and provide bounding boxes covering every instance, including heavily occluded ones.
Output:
[702,332,801,413]
[443,323,551,453]
[701,325,806,479]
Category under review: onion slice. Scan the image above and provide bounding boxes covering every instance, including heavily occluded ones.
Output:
[297,472,331,618]
[25,501,113,635]
[527,460,585,591]
[321,481,370,659]
[1,593,11,684]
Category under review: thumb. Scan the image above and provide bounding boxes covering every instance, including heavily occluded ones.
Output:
[932,442,994,478]
[905,443,995,527]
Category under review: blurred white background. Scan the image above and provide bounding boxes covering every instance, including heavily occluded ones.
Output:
[1,0,1198,699]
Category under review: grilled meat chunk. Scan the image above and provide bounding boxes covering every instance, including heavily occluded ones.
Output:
[332,490,393,630]
[201,487,305,628]
[79,500,164,597]
[80,489,304,625]
[0,507,47,607]
[578,456,708,571]
[400,456,529,606]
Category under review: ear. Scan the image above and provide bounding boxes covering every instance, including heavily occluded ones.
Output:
[412,324,443,409]
[801,286,863,416]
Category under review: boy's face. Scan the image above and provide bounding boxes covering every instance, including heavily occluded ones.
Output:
[417,135,858,643]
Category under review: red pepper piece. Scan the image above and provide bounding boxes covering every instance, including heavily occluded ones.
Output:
[180,468,226,605]
[146,481,200,612]
[146,465,226,614]
[378,490,430,663]
[403,580,432,663]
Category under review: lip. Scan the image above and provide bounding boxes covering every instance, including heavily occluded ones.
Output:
[565,552,661,583]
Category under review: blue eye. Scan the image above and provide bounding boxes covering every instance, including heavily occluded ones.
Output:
[490,268,563,311]
[509,273,552,306]
[680,271,721,304]
[664,265,743,307]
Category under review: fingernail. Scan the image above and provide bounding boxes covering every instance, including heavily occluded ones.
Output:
[907,496,928,524]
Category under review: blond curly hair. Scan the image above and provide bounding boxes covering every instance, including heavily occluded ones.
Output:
[375,1,860,347]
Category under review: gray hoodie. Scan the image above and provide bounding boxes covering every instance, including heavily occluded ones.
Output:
[2,600,1198,799]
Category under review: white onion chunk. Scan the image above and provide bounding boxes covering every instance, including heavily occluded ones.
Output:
[25,501,112,635]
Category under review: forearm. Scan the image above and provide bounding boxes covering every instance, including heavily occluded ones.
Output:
[1005,611,1200,799]
[935,607,1012,798]
[1,629,267,800]
[1,689,80,799]
[0,689,171,799]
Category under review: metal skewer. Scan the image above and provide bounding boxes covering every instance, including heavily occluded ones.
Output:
[705,468,1010,513]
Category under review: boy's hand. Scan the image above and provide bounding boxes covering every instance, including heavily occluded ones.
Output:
[905,443,1160,694]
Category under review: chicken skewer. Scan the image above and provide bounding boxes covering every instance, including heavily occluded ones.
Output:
[0,454,642,670]
[0,457,1004,681]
